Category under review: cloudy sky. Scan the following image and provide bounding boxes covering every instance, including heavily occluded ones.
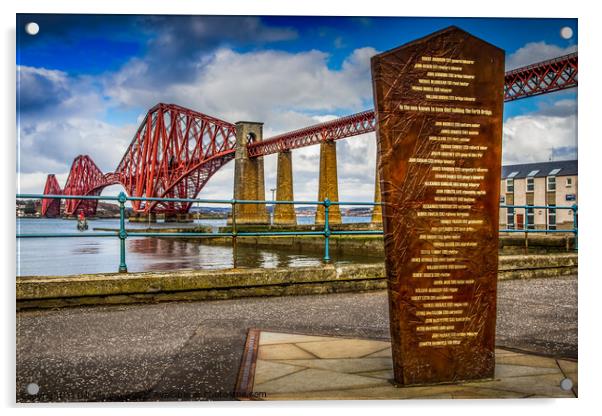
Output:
[16,15,577,203]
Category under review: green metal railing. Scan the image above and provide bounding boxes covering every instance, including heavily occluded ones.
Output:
[16,193,383,272]
[500,204,578,250]
[16,194,578,273]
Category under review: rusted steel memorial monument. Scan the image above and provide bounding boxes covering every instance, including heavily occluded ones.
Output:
[371,27,504,385]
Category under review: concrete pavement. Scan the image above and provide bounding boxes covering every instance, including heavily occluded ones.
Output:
[16,274,577,402]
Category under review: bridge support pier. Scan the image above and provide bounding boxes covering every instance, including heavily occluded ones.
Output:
[315,140,342,225]
[177,213,194,223]
[232,121,269,225]
[129,212,157,223]
[164,213,178,223]
[371,165,383,225]
[163,213,194,223]
[273,151,297,226]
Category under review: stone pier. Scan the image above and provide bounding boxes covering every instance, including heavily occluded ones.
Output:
[164,213,178,223]
[164,213,194,223]
[371,166,383,225]
[315,140,342,225]
[177,213,194,223]
[128,212,157,223]
[232,121,269,225]
[273,150,297,226]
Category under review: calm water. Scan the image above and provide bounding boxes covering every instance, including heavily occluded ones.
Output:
[16,216,380,276]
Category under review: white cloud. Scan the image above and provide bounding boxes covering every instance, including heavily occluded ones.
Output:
[106,47,377,126]
[18,118,134,173]
[502,113,577,164]
[337,133,377,202]
[506,41,577,70]
[17,172,69,195]
[17,66,136,194]
[503,40,578,165]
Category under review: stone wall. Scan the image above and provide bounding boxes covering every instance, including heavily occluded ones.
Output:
[17,254,577,310]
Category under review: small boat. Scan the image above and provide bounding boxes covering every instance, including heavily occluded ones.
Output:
[77,218,88,231]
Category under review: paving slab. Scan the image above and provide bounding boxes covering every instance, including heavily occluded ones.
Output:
[254,368,389,394]
[244,330,578,400]
[257,343,317,360]
[253,360,306,385]
[259,331,336,345]
[274,357,393,373]
[293,338,390,359]
[557,359,578,375]
[364,347,392,358]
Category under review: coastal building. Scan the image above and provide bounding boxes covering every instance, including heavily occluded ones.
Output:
[499,160,577,230]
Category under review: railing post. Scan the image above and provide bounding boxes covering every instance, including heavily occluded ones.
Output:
[323,198,331,262]
[572,204,578,251]
[524,206,528,252]
[118,192,128,273]
[231,199,238,268]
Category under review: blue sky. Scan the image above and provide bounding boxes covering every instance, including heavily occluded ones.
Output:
[16,14,578,201]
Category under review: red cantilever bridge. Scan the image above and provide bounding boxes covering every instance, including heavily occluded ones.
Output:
[41,52,578,218]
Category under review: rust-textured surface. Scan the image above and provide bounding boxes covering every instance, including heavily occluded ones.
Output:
[371,26,505,385]
[235,328,261,399]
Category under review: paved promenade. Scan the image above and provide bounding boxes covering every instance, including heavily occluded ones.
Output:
[246,331,577,399]
[16,274,577,402]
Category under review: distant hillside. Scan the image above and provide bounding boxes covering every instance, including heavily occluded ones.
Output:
[16,199,121,218]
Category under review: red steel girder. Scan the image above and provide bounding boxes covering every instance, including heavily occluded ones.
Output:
[41,174,62,217]
[504,52,577,101]
[114,103,237,214]
[40,53,577,215]
[247,110,376,158]
[62,155,118,216]
[247,52,578,157]
[42,103,237,216]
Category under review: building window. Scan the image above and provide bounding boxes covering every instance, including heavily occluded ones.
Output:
[507,208,514,229]
[526,170,538,192]
[505,171,518,193]
[566,177,572,187]
[548,206,556,230]
[547,176,556,192]
[526,208,535,230]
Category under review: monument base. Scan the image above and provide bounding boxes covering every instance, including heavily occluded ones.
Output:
[387,376,495,388]
[236,330,578,400]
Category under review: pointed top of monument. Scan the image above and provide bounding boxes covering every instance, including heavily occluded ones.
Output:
[373,25,504,61]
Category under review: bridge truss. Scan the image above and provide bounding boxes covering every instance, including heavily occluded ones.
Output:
[40,52,577,217]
